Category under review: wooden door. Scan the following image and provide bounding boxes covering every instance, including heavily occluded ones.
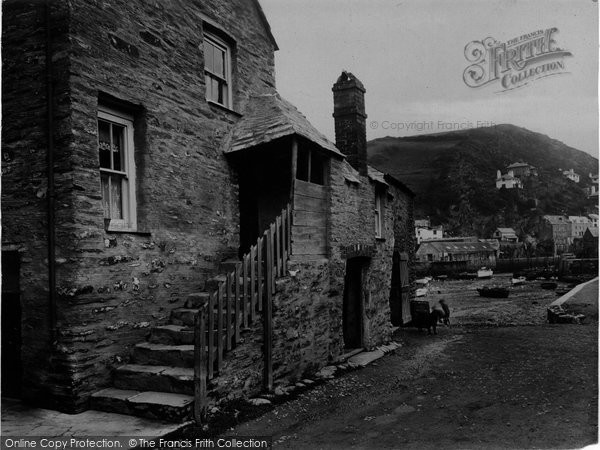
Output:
[389,252,402,326]
[399,252,411,324]
[343,258,365,349]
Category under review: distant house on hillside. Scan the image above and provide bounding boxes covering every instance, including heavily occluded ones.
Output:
[562,169,580,183]
[581,228,599,258]
[568,216,592,239]
[506,162,537,178]
[589,214,599,228]
[539,215,572,255]
[492,227,519,242]
[416,240,497,269]
[415,218,443,243]
[584,185,598,198]
[585,173,599,198]
[496,170,523,189]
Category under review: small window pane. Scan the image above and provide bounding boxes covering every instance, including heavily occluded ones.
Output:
[110,175,123,219]
[212,78,221,102]
[99,120,111,169]
[205,74,213,101]
[220,80,228,106]
[213,46,224,77]
[310,152,325,185]
[296,147,309,182]
[101,173,110,218]
[204,41,214,72]
[112,124,125,171]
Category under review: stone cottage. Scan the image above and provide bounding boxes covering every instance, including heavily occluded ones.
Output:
[2,0,415,421]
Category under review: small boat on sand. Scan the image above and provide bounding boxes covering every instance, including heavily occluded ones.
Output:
[511,276,526,285]
[477,268,493,279]
[540,282,558,290]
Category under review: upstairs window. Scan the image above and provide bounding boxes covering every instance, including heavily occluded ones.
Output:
[98,108,137,231]
[204,33,232,108]
[296,147,327,185]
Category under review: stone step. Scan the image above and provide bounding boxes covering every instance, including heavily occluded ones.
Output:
[132,342,194,368]
[184,292,211,309]
[219,258,240,273]
[170,308,199,326]
[170,307,243,327]
[114,364,194,395]
[90,388,193,423]
[205,275,227,292]
[149,324,194,345]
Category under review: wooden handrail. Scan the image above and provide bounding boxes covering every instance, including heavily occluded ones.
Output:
[193,203,291,424]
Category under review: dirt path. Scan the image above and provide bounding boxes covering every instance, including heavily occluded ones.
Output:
[217,277,598,449]
[229,325,597,449]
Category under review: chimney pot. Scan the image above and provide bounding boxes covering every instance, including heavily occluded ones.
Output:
[332,71,368,175]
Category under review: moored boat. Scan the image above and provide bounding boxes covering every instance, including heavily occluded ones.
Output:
[416,287,428,297]
[511,276,526,285]
[477,267,493,278]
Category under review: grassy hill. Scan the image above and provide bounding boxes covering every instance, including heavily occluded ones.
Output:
[367,124,598,238]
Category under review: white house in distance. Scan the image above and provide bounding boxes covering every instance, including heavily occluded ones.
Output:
[492,227,519,242]
[589,213,599,228]
[562,169,580,183]
[585,173,599,198]
[506,162,538,178]
[496,170,523,189]
[415,218,443,244]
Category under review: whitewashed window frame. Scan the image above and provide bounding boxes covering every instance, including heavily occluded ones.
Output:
[98,107,137,232]
[203,33,233,109]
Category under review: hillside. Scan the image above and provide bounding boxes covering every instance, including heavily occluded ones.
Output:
[367,124,598,238]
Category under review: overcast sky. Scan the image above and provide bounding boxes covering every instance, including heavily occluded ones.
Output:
[260,0,598,158]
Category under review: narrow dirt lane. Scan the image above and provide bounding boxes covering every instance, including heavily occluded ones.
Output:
[229,325,597,449]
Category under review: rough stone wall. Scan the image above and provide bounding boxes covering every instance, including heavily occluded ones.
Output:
[2,0,276,411]
[267,160,415,385]
[2,0,76,410]
[212,161,415,393]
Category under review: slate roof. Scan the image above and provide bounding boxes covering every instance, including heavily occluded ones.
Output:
[225,93,342,157]
[416,241,497,255]
[368,166,388,187]
[543,215,569,225]
[568,216,591,223]
[341,161,361,184]
[506,162,532,169]
[496,227,516,234]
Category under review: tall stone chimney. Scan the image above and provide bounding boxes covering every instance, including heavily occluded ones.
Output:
[332,71,367,175]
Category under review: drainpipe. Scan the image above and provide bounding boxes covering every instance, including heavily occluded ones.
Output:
[46,1,57,343]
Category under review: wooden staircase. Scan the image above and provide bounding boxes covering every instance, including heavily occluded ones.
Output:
[91,205,292,422]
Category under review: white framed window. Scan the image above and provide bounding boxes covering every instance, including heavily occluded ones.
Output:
[98,107,137,231]
[203,33,232,108]
[375,191,385,238]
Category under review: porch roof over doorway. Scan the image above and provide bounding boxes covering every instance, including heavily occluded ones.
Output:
[224,92,343,157]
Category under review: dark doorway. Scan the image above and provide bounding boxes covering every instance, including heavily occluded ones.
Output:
[235,139,293,256]
[2,250,22,398]
[343,257,367,349]
[390,251,411,326]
